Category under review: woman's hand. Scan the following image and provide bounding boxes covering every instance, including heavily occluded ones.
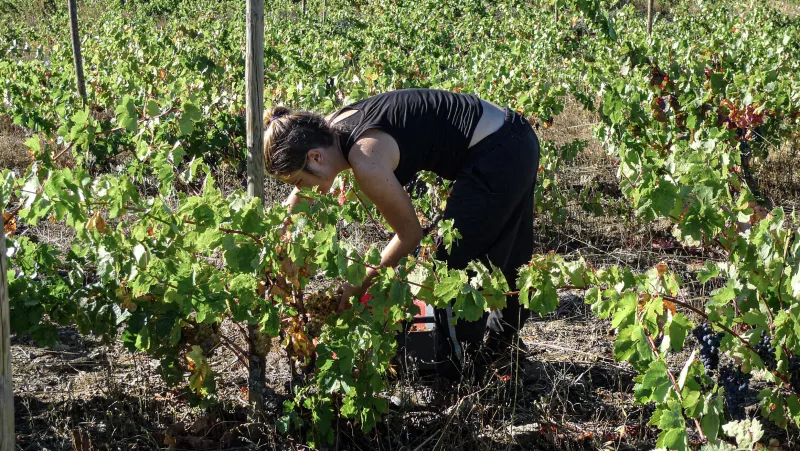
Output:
[336,282,364,312]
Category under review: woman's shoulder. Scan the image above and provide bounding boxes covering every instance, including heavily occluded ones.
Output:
[347,129,401,172]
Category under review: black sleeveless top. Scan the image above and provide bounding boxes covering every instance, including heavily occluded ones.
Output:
[334,89,483,185]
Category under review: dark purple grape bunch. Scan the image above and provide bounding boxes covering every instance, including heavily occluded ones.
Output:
[789,355,800,395]
[719,363,751,420]
[693,323,723,375]
[754,329,777,371]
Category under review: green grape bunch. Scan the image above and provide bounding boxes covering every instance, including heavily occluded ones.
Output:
[302,288,338,338]
[181,322,222,354]
[251,329,273,357]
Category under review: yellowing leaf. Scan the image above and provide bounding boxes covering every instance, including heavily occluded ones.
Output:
[86,211,108,233]
[656,261,669,277]
[3,212,17,236]
[186,346,212,396]
[121,298,138,312]
[638,292,651,311]
[291,330,314,357]
[280,258,301,288]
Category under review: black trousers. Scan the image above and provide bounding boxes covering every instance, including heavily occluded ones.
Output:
[433,108,540,379]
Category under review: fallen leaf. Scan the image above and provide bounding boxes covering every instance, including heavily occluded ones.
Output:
[164,431,177,451]
[188,415,212,434]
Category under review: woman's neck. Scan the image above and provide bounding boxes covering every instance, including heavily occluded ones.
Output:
[331,136,351,173]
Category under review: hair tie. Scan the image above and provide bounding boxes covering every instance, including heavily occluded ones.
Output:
[270,115,282,122]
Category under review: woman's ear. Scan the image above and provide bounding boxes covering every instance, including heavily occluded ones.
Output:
[307,149,323,164]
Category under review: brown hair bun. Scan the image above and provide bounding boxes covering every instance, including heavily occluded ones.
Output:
[264,105,292,128]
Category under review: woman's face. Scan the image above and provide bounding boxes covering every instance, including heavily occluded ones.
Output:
[280,149,336,194]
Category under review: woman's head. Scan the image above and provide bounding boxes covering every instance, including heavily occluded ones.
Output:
[264,106,345,192]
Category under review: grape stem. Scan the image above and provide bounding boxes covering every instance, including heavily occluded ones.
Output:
[758,292,775,329]
[642,330,707,443]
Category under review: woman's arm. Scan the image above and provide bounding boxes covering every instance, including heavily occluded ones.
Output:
[337,130,423,310]
[283,186,304,213]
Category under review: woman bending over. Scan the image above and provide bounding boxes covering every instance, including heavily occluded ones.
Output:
[264,88,540,379]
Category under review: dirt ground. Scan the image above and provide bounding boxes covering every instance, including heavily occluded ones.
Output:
[0,115,33,173]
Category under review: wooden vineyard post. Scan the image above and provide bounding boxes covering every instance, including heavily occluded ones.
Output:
[1,217,14,451]
[302,0,307,15]
[647,0,654,36]
[245,0,266,416]
[67,0,87,103]
[322,0,326,23]
[554,1,559,23]
[246,0,265,202]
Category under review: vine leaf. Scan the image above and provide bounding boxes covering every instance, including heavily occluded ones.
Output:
[736,311,768,329]
[114,95,138,133]
[516,265,538,309]
[701,395,724,443]
[146,99,160,117]
[614,324,641,363]
[134,324,150,350]
[789,269,800,298]
[611,291,637,330]
[132,243,148,267]
[667,313,692,352]
[178,101,202,136]
[345,258,367,287]
[86,211,108,233]
[408,262,436,304]
[453,285,485,321]
[635,359,672,403]
[433,269,466,303]
[677,349,696,390]
[530,278,558,315]
[698,262,720,284]
[651,400,688,451]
